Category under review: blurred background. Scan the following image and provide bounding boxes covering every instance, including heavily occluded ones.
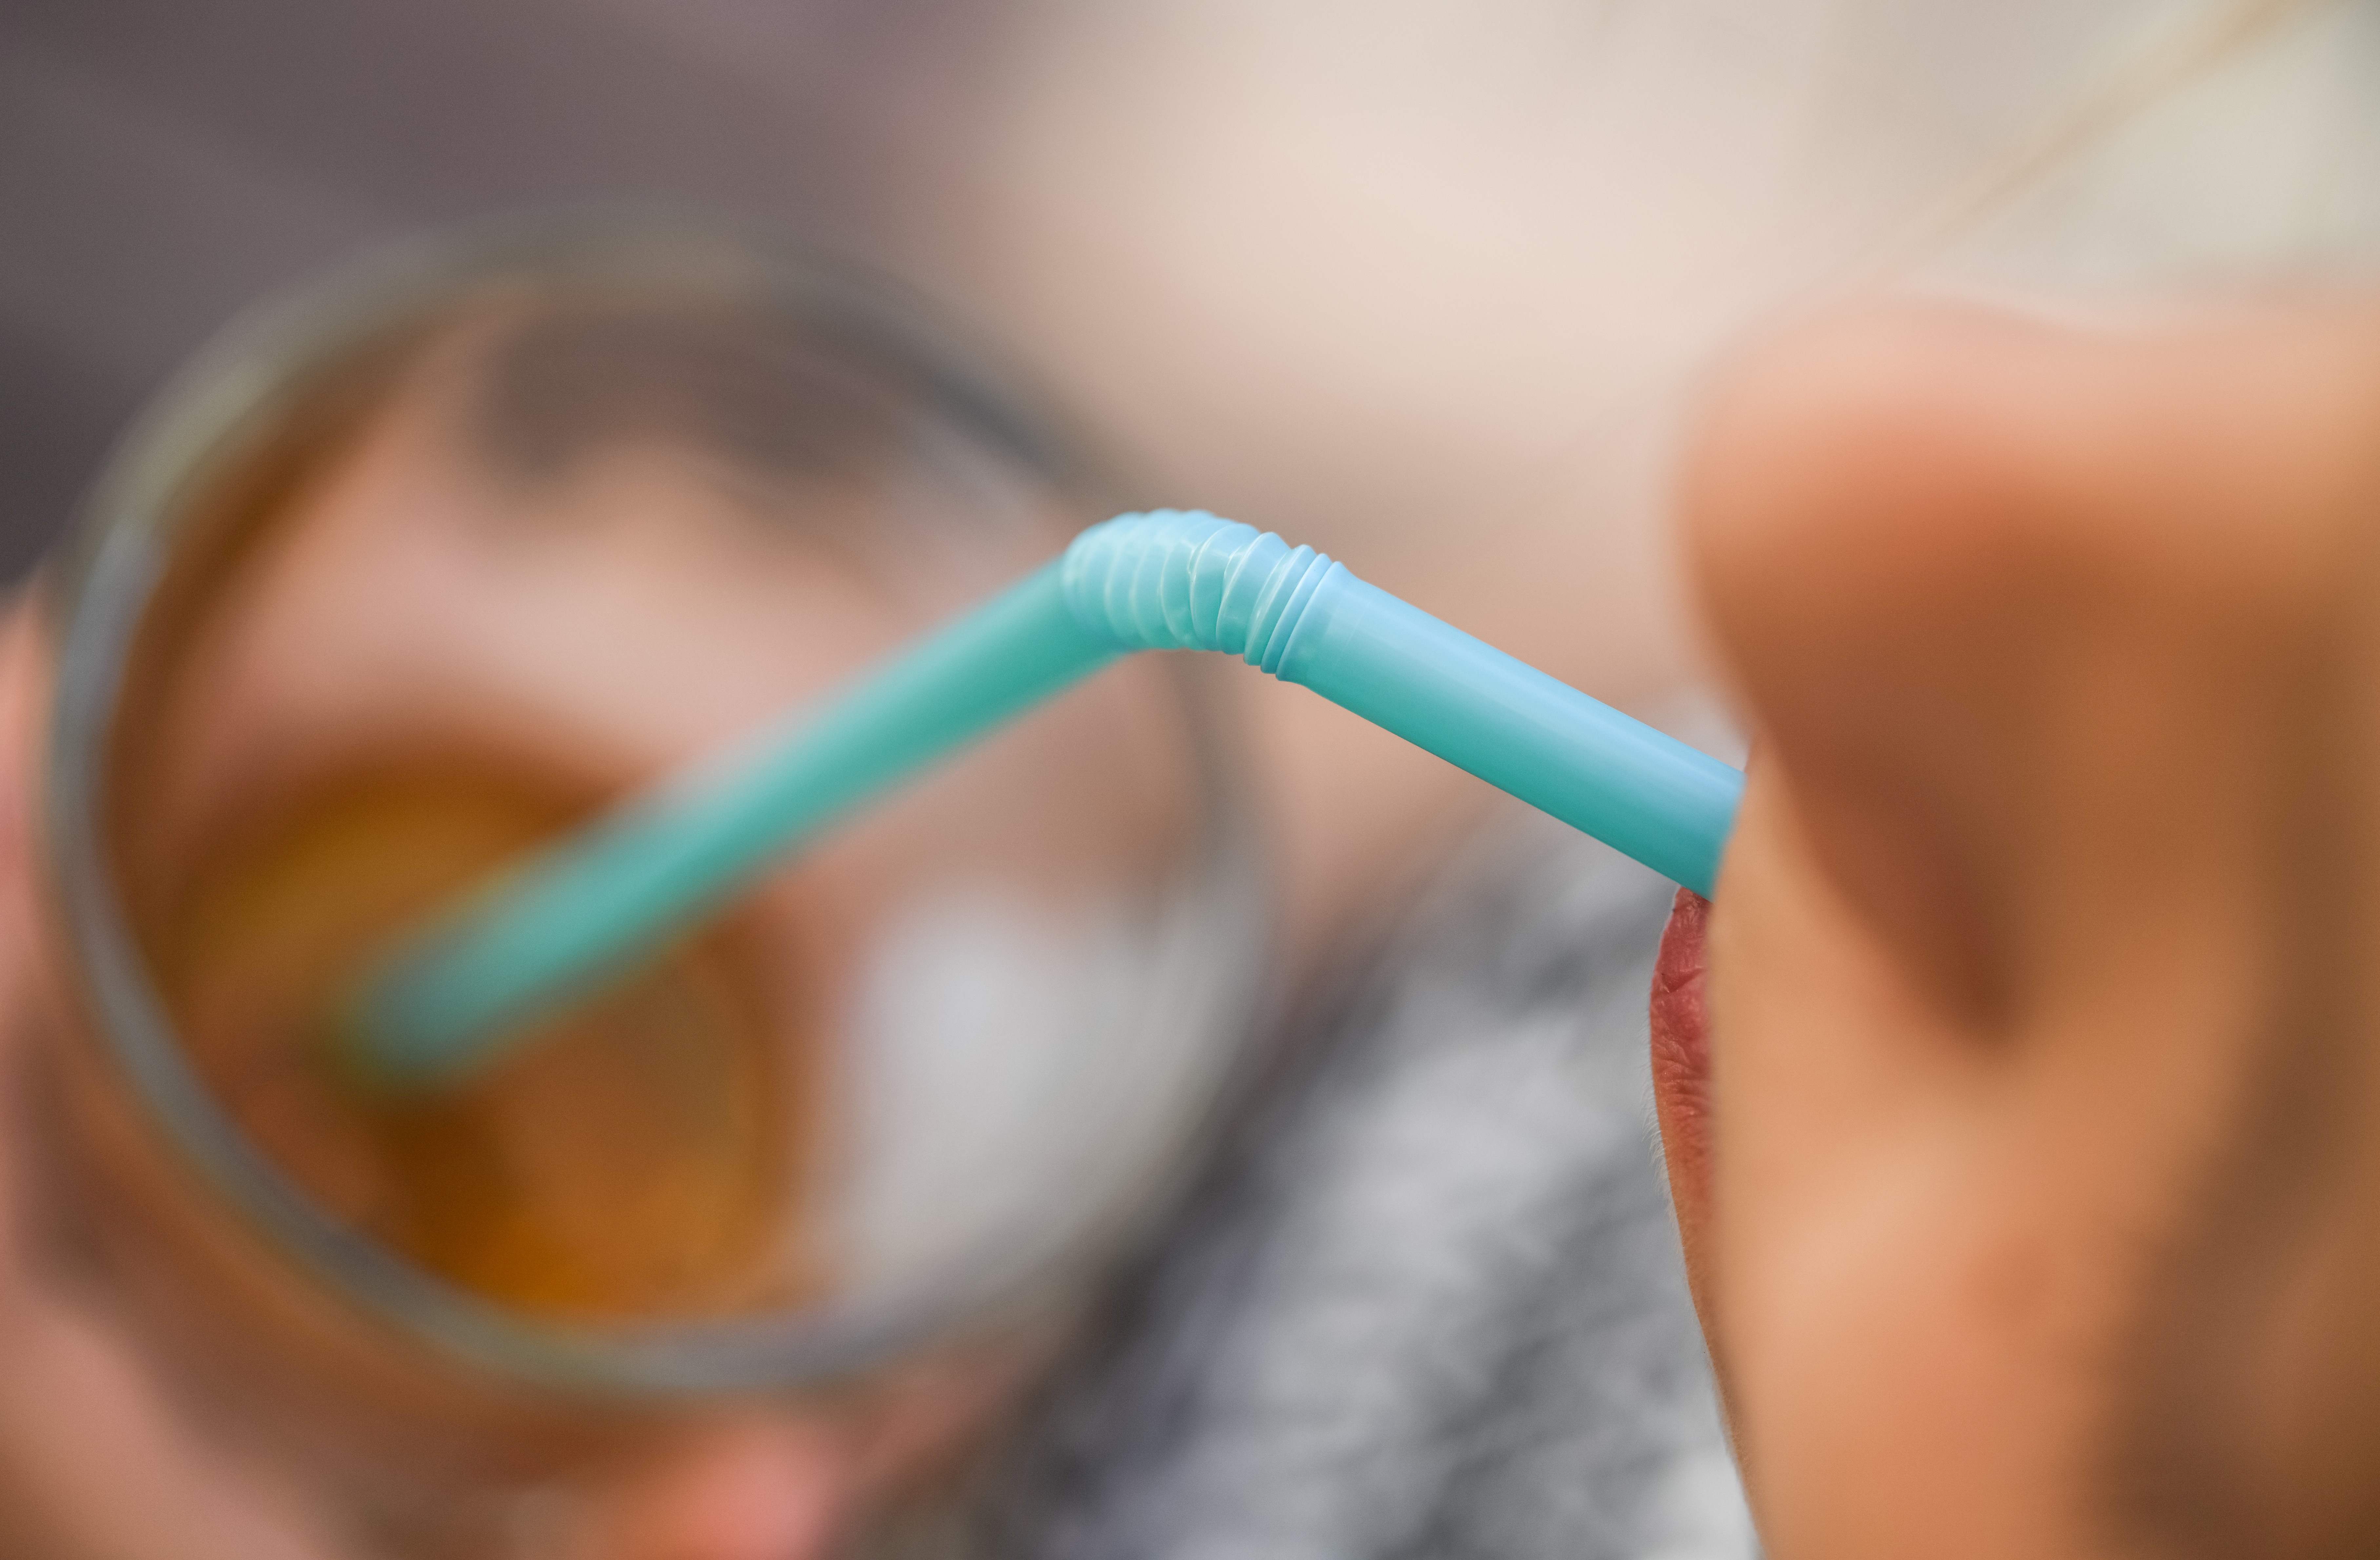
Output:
[9,0,2380,941]
[6,4,2380,1557]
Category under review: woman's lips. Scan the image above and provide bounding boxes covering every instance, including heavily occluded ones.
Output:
[1649,888,1714,1224]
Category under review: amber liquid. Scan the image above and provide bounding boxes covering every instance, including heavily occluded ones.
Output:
[147,765,803,1323]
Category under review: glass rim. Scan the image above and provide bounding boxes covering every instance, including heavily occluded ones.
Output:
[36,207,1266,1399]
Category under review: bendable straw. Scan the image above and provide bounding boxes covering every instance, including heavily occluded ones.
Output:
[348,511,1743,1089]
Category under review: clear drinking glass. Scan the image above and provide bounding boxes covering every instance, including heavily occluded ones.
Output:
[20,216,1259,1555]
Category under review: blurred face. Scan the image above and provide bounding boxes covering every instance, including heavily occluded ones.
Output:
[1654,295,2380,1557]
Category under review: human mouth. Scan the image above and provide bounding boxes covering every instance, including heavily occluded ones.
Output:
[1649,887,1713,1221]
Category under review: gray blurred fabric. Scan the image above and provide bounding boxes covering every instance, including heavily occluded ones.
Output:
[958,811,1755,1560]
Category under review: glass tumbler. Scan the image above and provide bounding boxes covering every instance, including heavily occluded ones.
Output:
[14,217,1259,1557]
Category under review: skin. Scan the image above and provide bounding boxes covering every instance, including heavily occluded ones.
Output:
[1655,292,2380,1558]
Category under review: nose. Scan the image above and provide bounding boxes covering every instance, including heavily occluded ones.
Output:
[1681,297,2375,1029]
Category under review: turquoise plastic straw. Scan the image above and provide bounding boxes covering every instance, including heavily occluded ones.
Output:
[348,511,1744,1088]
